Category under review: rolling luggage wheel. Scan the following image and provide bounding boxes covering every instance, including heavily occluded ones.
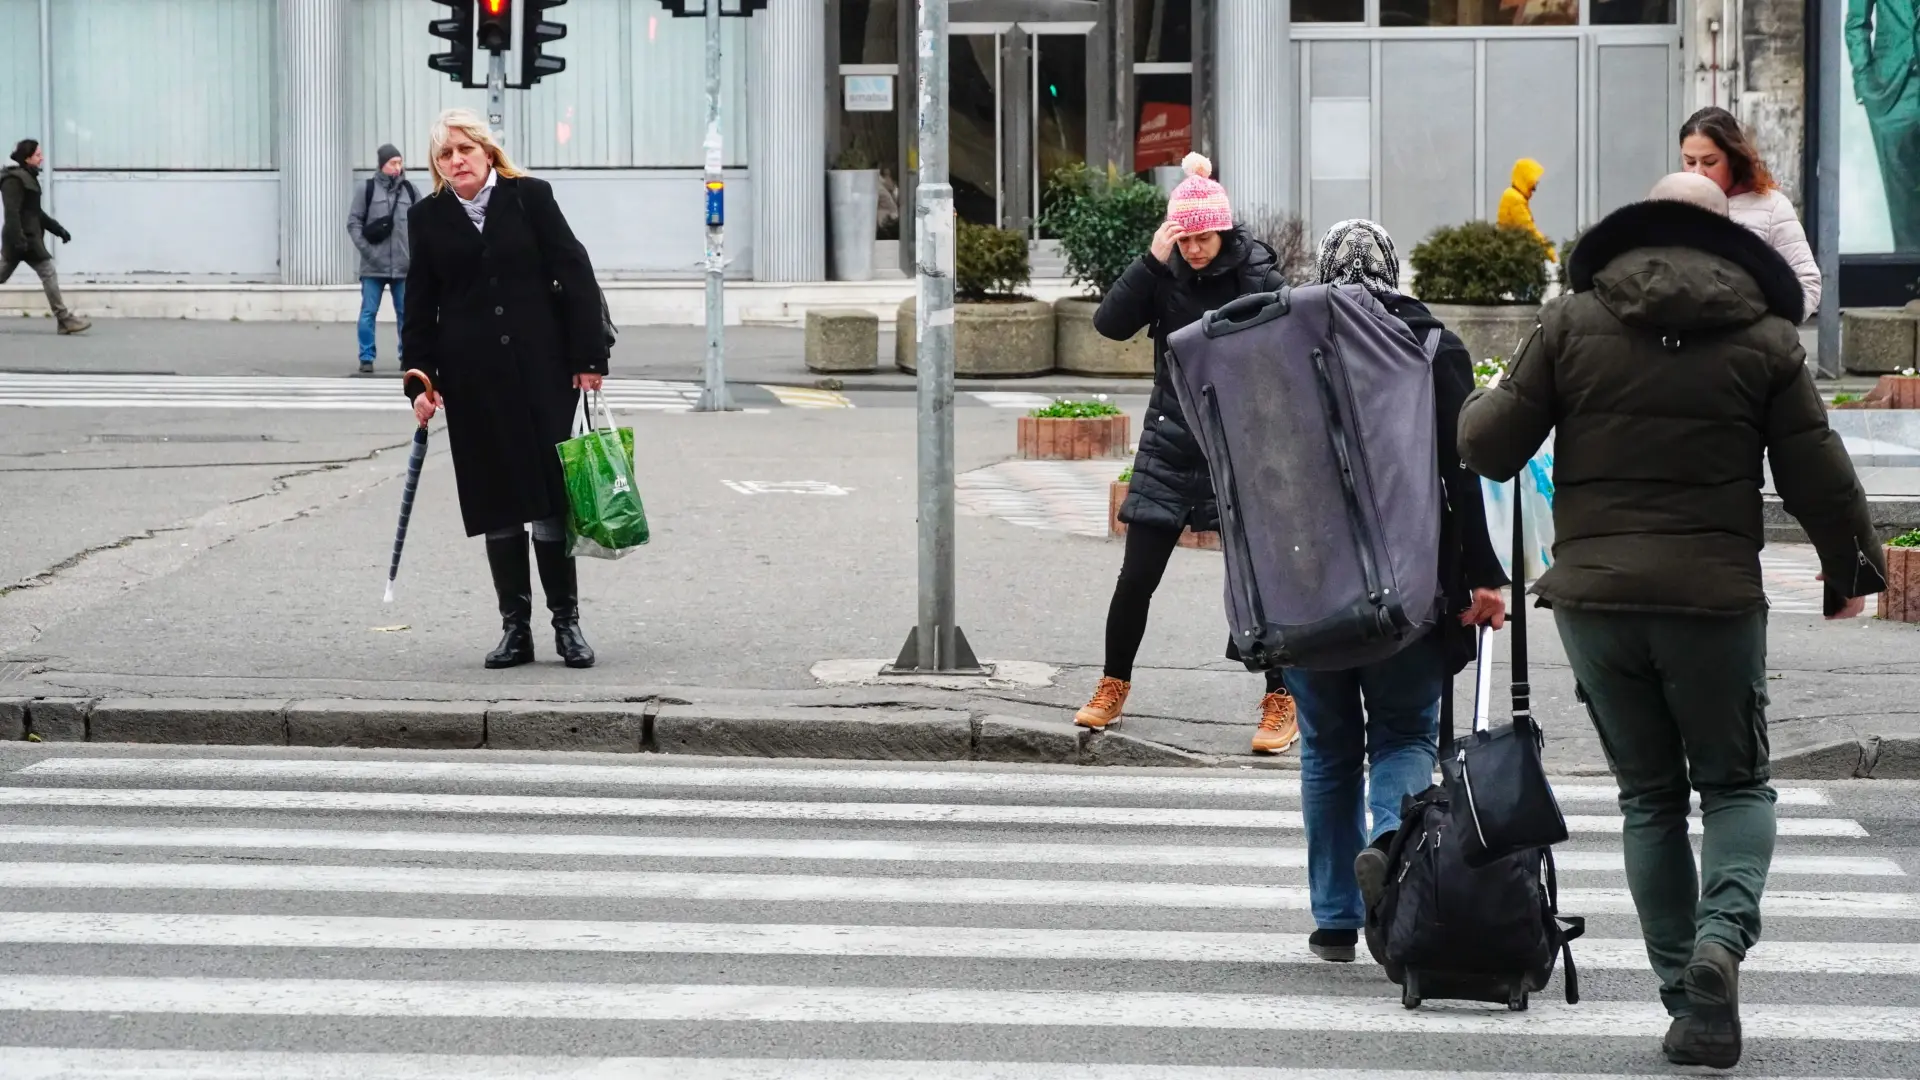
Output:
[1507,981,1529,1012]
[1401,970,1422,1010]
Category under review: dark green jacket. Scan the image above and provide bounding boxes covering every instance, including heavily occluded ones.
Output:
[1,164,65,264]
[1458,198,1887,616]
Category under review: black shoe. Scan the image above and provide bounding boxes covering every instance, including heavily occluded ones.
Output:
[1355,834,1394,915]
[483,535,535,669]
[533,538,595,669]
[358,360,374,374]
[1664,942,1742,1068]
[1309,929,1358,963]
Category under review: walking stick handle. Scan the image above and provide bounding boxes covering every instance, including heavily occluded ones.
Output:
[402,369,436,429]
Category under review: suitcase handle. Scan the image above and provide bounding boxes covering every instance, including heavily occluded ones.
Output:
[1201,289,1291,338]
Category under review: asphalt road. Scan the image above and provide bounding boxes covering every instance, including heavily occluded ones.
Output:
[0,743,1916,1077]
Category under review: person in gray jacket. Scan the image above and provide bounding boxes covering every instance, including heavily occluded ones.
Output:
[348,143,419,373]
[1,138,89,335]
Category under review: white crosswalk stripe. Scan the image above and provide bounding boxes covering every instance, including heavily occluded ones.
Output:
[0,373,708,411]
[0,753,1911,1077]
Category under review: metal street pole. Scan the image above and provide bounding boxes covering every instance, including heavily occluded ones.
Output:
[1816,0,1842,379]
[486,49,507,145]
[696,0,733,412]
[884,0,987,677]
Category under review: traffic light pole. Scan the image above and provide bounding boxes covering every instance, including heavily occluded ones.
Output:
[696,0,733,412]
[883,0,987,678]
[486,48,507,144]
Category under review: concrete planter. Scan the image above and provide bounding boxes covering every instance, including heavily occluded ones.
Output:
[1055,296,1152,377]
[804,308,880,373]
[896,295,1055,377]
[1841,309,1918,375]
[1017,414,1130,460]
[1109,480,1220,550]
[1423,303,1542,365]
[1880,546,1920,623]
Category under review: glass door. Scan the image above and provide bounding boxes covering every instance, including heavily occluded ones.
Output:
[949,32,1004,227]
[946,24,1090,236]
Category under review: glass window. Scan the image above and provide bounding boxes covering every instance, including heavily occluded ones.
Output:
[837,84,901,239]
[1134,0,1191,64]
[1132,73,1193,184]
[841,0,899,65]
[1589,0,1676,24]
[1293,0,1366,23]
[52,0,276,170]
[1379,0,1578,27]
[0,0,41,155]
[629,8,749,167]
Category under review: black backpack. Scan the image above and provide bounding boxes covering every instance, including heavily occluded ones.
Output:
[1364,777,1583,1011]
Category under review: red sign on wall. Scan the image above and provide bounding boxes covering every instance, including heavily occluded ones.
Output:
[1135,103,1192,170]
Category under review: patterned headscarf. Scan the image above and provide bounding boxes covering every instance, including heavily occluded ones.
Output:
[1316,219,1401,298]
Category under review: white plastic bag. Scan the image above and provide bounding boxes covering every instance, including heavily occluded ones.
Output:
[1481,430,1555,582]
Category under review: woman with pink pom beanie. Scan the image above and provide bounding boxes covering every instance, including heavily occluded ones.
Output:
[1073,152,1299,756]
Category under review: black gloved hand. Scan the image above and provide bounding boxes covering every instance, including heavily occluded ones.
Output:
[53,228,72,244]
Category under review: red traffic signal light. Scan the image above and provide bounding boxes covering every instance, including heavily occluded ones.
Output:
[477,0,512,52]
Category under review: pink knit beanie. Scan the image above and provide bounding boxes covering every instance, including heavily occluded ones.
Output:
[1167,152,1233,234]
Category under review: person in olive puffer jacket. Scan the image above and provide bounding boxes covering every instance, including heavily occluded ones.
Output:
[1458,171,1885,1072]
[1,138,89,335]
[1072,152,1298,755]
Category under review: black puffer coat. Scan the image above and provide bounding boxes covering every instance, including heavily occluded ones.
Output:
[1095,228,1280,533]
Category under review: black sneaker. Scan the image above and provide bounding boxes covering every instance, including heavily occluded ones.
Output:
[1664,942,1742,1068]
[358,361,374,374]
[1355,833,1394,914]
[1309,928,1358,963]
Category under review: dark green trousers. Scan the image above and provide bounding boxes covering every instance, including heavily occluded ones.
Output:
[1554,607,1776,1018]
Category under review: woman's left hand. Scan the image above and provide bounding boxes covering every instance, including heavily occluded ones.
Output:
[574,373,604,391]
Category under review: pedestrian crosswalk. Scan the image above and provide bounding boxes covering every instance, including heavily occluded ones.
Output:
[0,373,709,412]
[1,751,1914,1077]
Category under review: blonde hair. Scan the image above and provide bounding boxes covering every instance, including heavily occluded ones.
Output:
[427,107,525,194]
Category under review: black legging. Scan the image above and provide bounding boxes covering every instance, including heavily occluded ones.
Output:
[1104,519,1286,694]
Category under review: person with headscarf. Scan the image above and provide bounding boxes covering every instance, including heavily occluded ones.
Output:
[1287,219,1510,964]
[1072,152,1302,755]
[1,138,88,335]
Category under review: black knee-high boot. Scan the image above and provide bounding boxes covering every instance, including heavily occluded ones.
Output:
[484,535,535,669]
[533,538,595,668]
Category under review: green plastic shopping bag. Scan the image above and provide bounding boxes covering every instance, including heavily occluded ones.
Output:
[556,389,649,559]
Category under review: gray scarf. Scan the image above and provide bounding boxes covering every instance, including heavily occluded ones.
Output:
[1316,219,1400,297]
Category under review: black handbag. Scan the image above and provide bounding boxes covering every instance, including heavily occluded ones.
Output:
[1443,503,1569,868]
[360,178,414,245]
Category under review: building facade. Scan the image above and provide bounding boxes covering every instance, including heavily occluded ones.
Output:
[3,0,1787,288]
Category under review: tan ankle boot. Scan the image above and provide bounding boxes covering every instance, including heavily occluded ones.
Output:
[1251,691,1300,754]
[1074,676,1130,729]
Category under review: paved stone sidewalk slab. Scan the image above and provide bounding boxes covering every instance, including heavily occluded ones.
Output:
[23,698,91,742]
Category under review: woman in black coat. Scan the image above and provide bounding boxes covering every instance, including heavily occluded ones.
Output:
[1073,153,1298,754]
[402,108,609,670]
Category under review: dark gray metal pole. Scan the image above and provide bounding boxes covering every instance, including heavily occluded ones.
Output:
[884,0,987,677]
[1816,0,1842,378]
[698,0,734,411]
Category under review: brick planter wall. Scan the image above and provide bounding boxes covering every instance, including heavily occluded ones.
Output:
[1833,375,1920,410]
[1880,546,1920,622]
[1108,481,1221,550]
[1017,415,1130,460]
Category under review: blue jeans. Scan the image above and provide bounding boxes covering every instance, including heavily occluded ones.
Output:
[358,277,406,363]
[1283,630,1447,930]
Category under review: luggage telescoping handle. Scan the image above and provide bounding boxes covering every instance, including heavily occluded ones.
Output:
[1510,477,1532,724]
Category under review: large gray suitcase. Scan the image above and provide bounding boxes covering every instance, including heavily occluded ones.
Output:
[1164,283,1443,671]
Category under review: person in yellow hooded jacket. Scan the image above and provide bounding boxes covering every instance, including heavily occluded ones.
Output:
[1496,158,1557,262]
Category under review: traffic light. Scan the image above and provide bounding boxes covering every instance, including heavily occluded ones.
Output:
[476,0,512,53]
[520,0,569,86]
[427,0,474,85]
[657,1,768,15]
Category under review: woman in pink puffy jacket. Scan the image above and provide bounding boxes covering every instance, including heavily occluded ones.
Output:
[1679,107,1821,321]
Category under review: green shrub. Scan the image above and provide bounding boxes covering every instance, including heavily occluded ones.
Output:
[1555,231,1584,292]
[1474,358,1506,387]
[1410,221,1552,305]
[955,221,1031,301]
[1038,163,1167,297]
[832,143,878,171]
[1891,528,1920,548]
[1030,398,1122,419]
[1118,465,1133,483]
[1833,393,1861,406]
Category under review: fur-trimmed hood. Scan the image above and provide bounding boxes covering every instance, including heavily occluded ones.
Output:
[1568,198,1805,328]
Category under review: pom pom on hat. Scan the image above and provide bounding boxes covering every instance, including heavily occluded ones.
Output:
[1167,153,1232,236]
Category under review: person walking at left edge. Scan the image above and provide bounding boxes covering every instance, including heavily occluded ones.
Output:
[402,108,608,670]
[349,143,418,374]
[1,139,89,335]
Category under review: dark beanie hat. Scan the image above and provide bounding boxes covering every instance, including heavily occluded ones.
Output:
[377,144,402,169]
[10,139,37,165]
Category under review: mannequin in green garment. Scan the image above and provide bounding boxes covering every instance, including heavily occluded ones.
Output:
[1849,0,1920,251]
